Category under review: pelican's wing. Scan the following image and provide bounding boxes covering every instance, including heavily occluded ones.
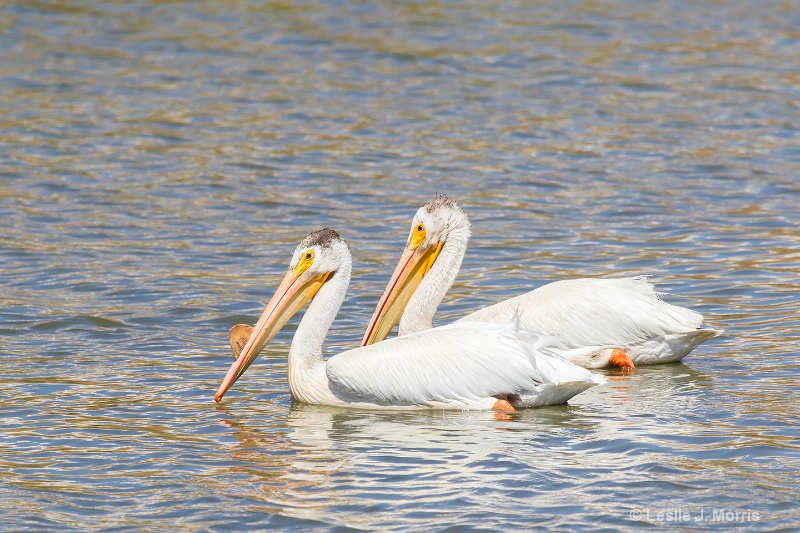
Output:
[458,277,721,362]
[326,322,599,407]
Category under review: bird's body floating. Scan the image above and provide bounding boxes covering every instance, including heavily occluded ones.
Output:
[216,229,602,411]
[361,195,722,369]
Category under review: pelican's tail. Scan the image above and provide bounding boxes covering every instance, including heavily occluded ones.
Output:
[647,327,724,364]
[519,338,606,407]
[517,373,605,407]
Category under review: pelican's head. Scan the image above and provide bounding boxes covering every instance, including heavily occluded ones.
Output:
[406,195,470,252]
[362,195,471,346]
[215,228,348,402]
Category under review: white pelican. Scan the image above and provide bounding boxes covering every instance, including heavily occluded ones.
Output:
[215,229,603,411]
[361,196,722,368]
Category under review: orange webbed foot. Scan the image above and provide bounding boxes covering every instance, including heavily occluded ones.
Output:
[492,399,515,421]
[608,348,635,374]
[492,398,515,412]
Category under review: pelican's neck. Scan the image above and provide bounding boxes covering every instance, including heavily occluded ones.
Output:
[287,260,351,403]
[399,222,471,335]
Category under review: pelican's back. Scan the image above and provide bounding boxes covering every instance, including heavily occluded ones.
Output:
[457,277,721,364]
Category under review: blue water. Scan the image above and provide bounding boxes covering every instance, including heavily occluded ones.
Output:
[2,1,799,531]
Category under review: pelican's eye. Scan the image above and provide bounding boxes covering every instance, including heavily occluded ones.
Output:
[410,221,427,249]
[295,249,315,276]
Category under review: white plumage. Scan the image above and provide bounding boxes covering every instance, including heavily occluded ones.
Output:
[362,196,722,367]
[216,229,602,410]
[459,277,721,365]
[329,322,602,408]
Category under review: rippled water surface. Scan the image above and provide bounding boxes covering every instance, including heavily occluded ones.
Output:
[2,1,799,531]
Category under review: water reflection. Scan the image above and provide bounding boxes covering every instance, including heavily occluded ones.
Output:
[211,363,742,529]
[10,352,792,528]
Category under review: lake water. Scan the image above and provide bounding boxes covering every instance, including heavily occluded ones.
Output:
[2,1,799,531]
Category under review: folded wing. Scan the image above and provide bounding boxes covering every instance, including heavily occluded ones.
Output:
[327,321,598,406]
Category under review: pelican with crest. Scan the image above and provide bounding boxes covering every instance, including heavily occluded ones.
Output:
[216,229,603,411]
[360,196,722,369]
